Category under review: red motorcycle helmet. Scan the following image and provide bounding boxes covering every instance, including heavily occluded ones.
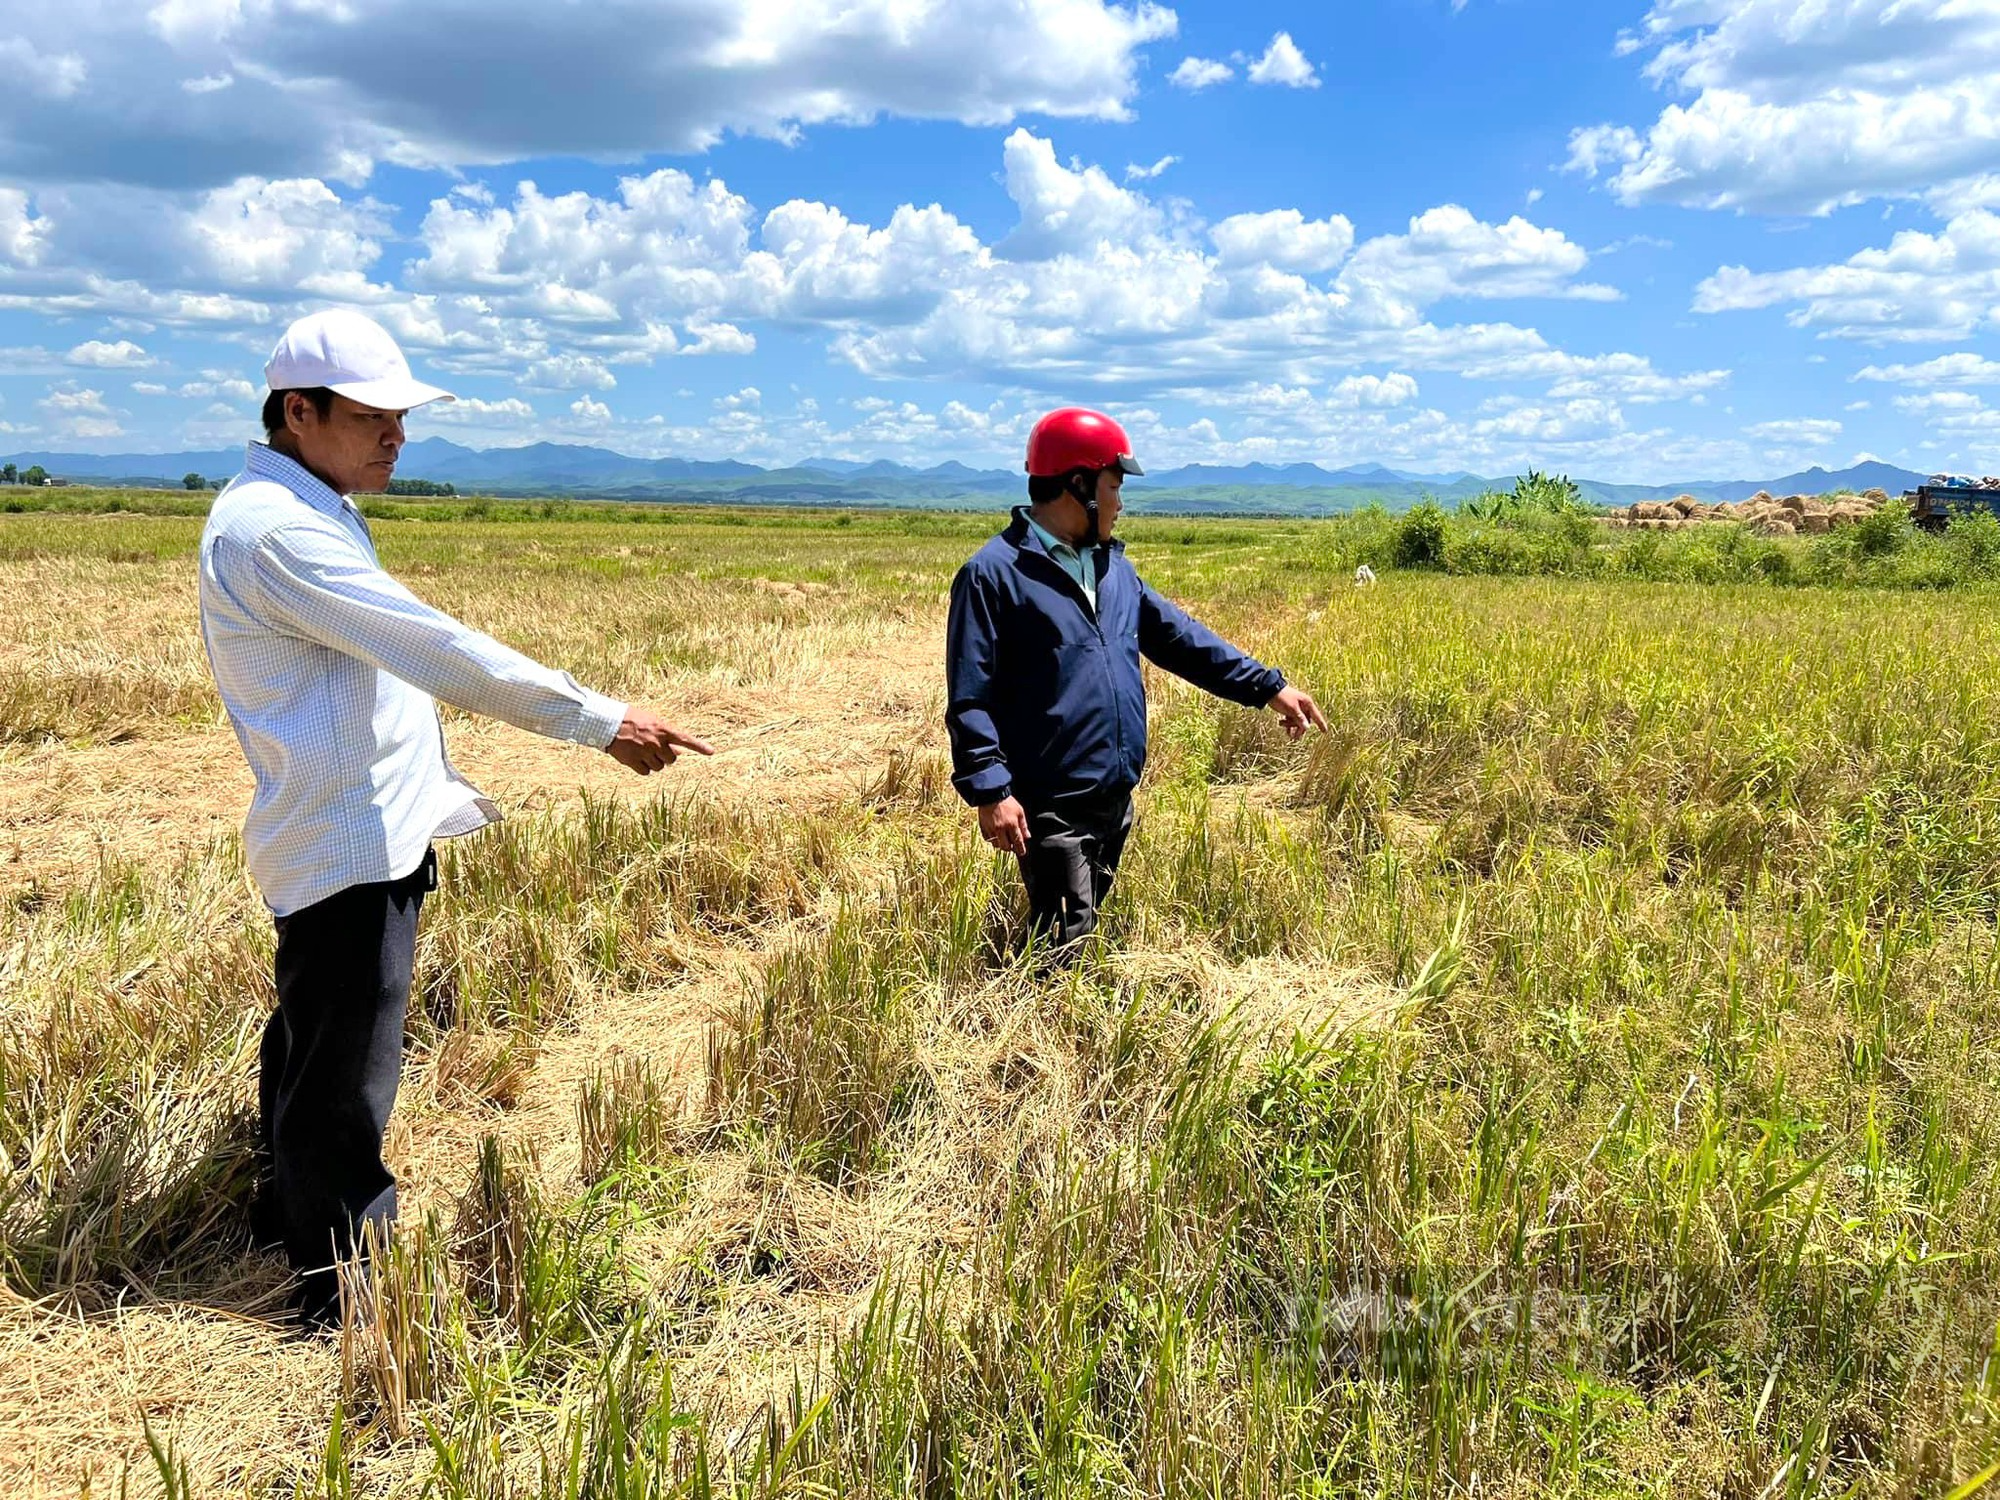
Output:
[1025,408,1145,478]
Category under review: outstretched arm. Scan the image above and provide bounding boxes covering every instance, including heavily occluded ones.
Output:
[249,521,712,772]
[1137,578,1327,737]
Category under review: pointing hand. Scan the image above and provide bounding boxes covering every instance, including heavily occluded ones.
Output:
[606,707,715,775]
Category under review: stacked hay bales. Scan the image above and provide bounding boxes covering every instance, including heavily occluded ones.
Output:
[1604,487,1893,538]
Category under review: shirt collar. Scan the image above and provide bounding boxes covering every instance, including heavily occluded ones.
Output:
[244,441,356,520]
[1027,514,1092,559]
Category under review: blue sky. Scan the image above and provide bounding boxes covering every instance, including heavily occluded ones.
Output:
[4,0,1999,482]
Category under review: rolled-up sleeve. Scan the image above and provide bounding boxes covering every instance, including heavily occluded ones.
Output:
[250,521,627,748]
[945,565,1014,806]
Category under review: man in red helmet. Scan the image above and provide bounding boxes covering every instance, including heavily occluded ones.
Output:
[946,407,1328,953]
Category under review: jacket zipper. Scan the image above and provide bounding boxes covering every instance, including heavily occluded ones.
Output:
[1019,538,1128,788]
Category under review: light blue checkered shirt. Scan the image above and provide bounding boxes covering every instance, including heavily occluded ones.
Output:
[198,443,627,917]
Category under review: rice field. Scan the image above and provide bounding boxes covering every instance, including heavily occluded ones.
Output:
[3,496,1999,1498]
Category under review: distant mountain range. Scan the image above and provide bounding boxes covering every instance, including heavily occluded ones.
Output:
[1,439,1934,516]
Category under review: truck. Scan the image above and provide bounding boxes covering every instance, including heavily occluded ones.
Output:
[1905,480,2000,533]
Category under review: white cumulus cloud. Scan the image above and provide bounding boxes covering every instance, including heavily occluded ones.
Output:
[427,395,537,425]
[1169,56,1233,89]
[999,129,1165,260]
[37,383,124,440]
[1,0,1179,191]
[1125,155,1180,182]
[1569,0,2000,215]
[524,353,617,391]
[1340,205,1618,317]
[1855,351,2000,385]
[1694,210,2000,342]
[0,188,48,267]
[1211,209,1354,273]
[1329,373,1420,408]
[1461,350,1730,405]
[66,339,154,368]
[1247,31,1320,88]
[0,125,1728,476]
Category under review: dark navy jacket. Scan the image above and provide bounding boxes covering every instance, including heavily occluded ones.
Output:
[946,508,1285,809]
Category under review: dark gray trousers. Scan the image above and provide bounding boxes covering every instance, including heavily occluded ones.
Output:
[1018,795,1135,952]
[258,848,433,1317]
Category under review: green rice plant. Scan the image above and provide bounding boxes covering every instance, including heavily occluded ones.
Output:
[1114,785,1334,958]
[453,1136,641,1369]
[340,1216,466,1443]
[704,904,923,1186]
[577,1054,677,1189]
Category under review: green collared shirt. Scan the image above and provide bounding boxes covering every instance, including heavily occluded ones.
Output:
[1027,516,1097,611]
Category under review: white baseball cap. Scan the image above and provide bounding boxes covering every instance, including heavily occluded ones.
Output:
[264,309,455,411]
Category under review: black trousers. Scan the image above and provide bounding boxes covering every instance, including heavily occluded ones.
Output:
[258,848,433,1315]
[1018,795,1135,952]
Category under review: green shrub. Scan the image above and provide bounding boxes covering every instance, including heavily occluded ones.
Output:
[1394,500,1448,569]
[1337,503,1403,574]
[1444,525,1545,576]
[1444,511,1594,577]
[1947,509,2000,577]
[1850,501,1914,559]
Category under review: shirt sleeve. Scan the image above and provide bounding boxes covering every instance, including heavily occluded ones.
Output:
[248,520,628,748]
[944,563,1015,806]
[1136,575,1285,709]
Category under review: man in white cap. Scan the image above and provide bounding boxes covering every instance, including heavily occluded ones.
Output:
[198,308,712,1325]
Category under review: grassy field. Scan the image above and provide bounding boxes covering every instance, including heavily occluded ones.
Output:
[4,494,2000,1497]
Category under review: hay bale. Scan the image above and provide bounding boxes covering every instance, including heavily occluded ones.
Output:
[1863,487,1889,503]
[1711,500,1740,518]
[1798,513,1832,535]
[1671,494,1701,517]
[1780,494,1809,515]
[1751,490,1774,504]
[1760,517,1798,537]
[1634,501,1668,521]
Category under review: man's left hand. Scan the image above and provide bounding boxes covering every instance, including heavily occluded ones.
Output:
[1268,685,1329,740]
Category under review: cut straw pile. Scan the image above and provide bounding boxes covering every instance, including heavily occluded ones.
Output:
[1604,486,1894,536]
